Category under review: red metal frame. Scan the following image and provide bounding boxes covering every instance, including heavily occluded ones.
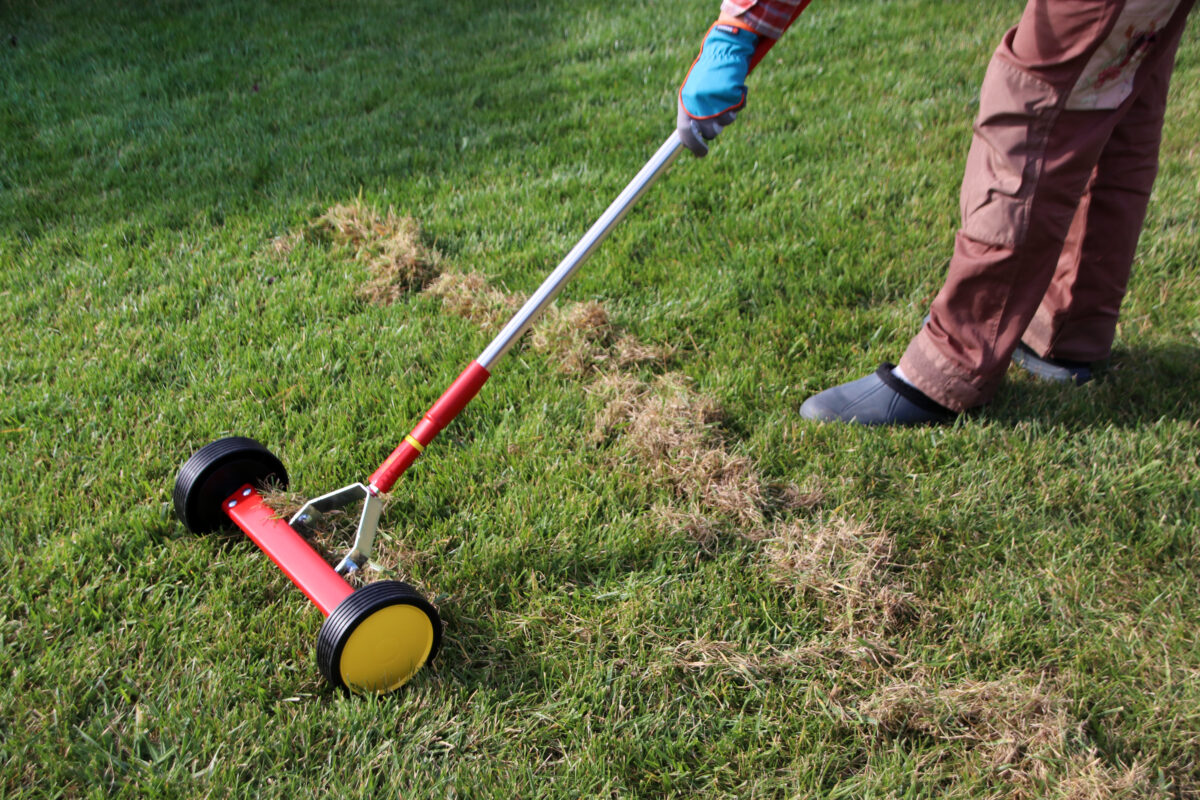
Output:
[218,363,493,616]
[224,484,354,616]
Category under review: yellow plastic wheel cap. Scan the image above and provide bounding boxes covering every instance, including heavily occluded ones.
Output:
[317,580,442,694]
[339,603,436,693]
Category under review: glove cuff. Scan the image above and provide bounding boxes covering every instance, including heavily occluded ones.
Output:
[715,15,758,35]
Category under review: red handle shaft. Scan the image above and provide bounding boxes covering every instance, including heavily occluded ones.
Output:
[224,485,355,617]
[368,360,491,493]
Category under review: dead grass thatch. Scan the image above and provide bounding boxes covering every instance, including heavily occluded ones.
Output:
[530,303,673,375]
[529,300,614,375]
[259,487,357,574]
[590,372,766,528]
[666,636,890,678]
[764,517,921,639]
[424,270,525,329]
[257,487,416,588]
[649,505,723,551]
[767,482,829,514]
[614,333,675,370]
[858,673,1165,799]
[314,200,439,303]
[268,231,303,257]
[425,269,674,375]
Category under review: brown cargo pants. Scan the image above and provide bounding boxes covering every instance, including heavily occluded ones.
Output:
[898,0,1196,412]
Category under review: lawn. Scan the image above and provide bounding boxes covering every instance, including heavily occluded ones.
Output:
[2,0,1199,797]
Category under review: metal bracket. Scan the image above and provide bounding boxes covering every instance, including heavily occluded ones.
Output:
[289,482,383,575]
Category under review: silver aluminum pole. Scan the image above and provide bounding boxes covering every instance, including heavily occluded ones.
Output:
[476,131,686,370]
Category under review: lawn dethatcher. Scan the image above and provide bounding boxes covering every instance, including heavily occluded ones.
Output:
[172,27,799,695]
[173,134,686,694]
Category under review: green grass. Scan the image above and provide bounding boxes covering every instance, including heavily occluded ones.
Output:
[3,0,1199,797]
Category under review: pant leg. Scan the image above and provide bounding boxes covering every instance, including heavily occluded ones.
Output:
[1022,25,1184,362]
[898,0,1194,412]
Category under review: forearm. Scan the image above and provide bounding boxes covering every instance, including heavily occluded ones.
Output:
[719,0,812,39]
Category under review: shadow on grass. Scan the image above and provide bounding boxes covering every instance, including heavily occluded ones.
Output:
[985,342,1200,429]
[427,601,551,694]
[1,0,620,240]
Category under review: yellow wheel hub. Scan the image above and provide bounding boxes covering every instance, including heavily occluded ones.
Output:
[338,603,436,693]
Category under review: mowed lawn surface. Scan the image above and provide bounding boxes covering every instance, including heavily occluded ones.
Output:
[3,0,1199,797]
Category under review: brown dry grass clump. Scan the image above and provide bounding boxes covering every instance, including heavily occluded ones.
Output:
[425,270,525,329]
[588,372,647,437]
[260,487,305,520]
[859,674,1165,799]
[590,372,766,528]
[666,636,779,677]
[767,483,828,513]
[426,269,673,374]
[259,488,360,576]
[614,334,674,369]
[314,200,439,303]
[531,302,674,375]
[764,517,920,639]
[665,636,891,680]
[268,231,303,257]
[589,374,823,544]
[530,301,614,375]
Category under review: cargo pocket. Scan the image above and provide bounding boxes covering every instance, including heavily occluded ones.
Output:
[960,56,1060,248]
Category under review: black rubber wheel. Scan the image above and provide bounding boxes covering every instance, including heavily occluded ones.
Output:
[317,580,442,694]
[173,437,288,534]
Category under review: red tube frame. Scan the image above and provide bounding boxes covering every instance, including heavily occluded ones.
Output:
[217,362,493,618]
[223,484,354,617]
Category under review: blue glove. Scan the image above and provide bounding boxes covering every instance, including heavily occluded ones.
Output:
[677,23,760,157]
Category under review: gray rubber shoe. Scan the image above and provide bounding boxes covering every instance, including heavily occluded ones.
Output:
[799,364,956,426]
[1011,342,1094,385]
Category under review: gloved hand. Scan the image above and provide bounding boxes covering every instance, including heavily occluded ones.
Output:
[677,22,760,157]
